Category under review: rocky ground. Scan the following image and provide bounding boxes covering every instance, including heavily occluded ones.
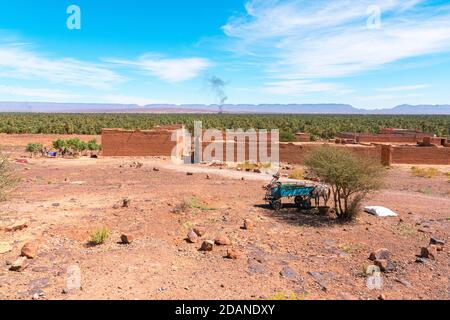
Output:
[0,135,449,300]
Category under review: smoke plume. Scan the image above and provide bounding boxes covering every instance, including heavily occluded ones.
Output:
[208,76,228,113]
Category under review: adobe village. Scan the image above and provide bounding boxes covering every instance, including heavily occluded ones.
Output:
[0,126,448,300]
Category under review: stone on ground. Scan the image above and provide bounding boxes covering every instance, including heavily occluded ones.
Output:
[21,241,40,259]
[120,234,134,244]
[200,240,214,252]
[9,256,29,272]
[187,230,199,243]
[215,235,231,246]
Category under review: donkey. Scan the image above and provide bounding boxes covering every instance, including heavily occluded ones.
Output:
[312,184,331,207]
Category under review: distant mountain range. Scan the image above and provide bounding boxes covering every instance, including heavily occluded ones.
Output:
[0,102,449,115]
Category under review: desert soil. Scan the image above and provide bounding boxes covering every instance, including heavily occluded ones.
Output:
[0,135,449,300]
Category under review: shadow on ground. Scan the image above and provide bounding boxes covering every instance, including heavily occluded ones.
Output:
[255,203,341,228]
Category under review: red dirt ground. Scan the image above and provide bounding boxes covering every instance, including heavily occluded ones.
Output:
[0,135,449,300]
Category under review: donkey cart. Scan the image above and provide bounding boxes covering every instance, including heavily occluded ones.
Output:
[264,174,316,211]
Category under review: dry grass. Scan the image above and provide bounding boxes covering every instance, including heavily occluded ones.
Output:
[288,169,304,180]
[268,292,307,300]
[410,167,441,178]
[172,196,216,214]
[237,161,272,170]
[90,227,110,245]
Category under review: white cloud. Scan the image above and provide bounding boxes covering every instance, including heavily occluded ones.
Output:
[0,43,125,89]
[223,0,450,80]
[376,84,430,92]
[106,54,211,82]
[0,85,79,100]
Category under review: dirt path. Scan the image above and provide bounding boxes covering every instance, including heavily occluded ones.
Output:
[0,154,449,300]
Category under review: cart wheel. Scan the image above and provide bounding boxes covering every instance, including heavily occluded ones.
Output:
[301,199,312,210]
[294,196,304,206]
[271,200,282,211]
[296,197,312,210]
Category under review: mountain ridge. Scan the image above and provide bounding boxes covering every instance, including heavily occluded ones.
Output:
[0,102,448,114]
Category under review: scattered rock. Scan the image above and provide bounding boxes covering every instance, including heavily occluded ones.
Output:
[200,240,214,252]
[420,245,438,260]
[430,237,445,251]
[120,234,134,244]
[415,257,430,264]
[280,266,300,281]
[206,174,211,180]
[308,272,333,292]
[9,257,29,272]
[378,294,386,300]
[0,242,12,254]
[253,169,262,173]
[28,278,50,294]
[113,204,120,209]
[243,219,254,230]
[373,259,396,273]
[21,241,40,259]
[122,198,131,208]
[193,226,206,237]
[187,230,199,243]
[215,235,231,246]
[186,172,194,176]
[153,167,160,172]
[247,259,267,275]
[369,248,391,261]
[4,221,28,232]
[394,278,412,288]
[226,248,240,260]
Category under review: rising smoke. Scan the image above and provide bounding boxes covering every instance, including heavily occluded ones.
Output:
[208,76,228,114]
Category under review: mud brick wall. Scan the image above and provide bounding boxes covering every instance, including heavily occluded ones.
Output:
[279,144,382,165]
[356,134,419,143]
[102,129,176,156]
[201,141,278,163]
[337,132,431,144]
[391,146,450,165]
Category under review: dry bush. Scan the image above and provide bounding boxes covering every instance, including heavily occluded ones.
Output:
[172,197,215,214]
[0,153,18,201]
[171,200,190,214]
[305,146,385,221]
[288,169,304,180]
[90,227,110,245]
[411,167,441,178]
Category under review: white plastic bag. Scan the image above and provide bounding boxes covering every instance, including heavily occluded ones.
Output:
[364,206,398,217]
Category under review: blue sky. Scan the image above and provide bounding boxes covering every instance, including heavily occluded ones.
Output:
[0,0,450,109]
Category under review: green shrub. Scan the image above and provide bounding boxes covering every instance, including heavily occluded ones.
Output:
[90,227,110,245]
[87,139,101,151]
[305,146,385,221]
[52,139,66,151]
[25,143,43,156]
